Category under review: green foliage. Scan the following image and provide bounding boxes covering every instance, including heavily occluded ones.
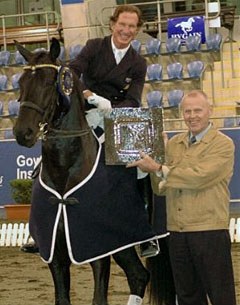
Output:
[9,179,33,204]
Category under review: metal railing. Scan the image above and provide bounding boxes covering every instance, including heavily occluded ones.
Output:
[0,11,61,50]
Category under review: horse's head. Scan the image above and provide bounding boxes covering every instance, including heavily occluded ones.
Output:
[13,38,75,148]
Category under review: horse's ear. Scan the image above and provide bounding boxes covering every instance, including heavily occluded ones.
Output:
[14,40,32,62]
[50,38,60,61]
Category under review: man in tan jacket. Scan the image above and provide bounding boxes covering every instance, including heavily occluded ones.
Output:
[127,89,236,305]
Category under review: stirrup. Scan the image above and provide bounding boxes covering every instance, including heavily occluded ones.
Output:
[139,239,160,258]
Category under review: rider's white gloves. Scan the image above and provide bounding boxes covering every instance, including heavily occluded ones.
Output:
[87,93,112,116]
[85,109,104,130]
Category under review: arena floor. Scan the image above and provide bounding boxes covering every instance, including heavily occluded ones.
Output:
[0,245,239,305]
[0,247,132,305]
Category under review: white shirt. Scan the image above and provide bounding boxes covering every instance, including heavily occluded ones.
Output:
[111,37,130,64]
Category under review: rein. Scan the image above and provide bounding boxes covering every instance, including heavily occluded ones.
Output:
[22,63,91,140]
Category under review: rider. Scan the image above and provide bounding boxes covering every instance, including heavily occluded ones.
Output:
[70,4,159,258]
[21,5,158,259]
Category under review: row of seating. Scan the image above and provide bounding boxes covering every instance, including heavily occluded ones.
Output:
[146,89,184,108]
[0,73,22,91]
[3,129,15,139]
[0,44,84,66]
[131,33,222,55]
[146,60,205,82]
[0,99,20,117]
[223,117,240,128]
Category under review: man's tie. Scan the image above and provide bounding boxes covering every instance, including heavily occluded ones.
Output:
[189,136,197,146]
[116,50,123,64]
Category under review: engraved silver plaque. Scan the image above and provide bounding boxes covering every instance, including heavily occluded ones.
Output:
[105,107,165,165]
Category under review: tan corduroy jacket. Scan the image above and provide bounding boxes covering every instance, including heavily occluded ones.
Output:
[151,126,235,232]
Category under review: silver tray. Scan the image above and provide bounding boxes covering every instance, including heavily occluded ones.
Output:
[104,107,165,165]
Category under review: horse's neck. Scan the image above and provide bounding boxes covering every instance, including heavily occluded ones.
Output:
[41,95,98,195]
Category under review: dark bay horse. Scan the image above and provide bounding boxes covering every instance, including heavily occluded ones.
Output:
[13,38,160,305]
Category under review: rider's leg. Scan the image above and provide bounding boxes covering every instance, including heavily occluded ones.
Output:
[137,175,159,257]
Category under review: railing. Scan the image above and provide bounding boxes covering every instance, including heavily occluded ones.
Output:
[0,11,62,51]
[100,0,236,40]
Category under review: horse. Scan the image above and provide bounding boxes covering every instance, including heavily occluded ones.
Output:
[175,17,195,35]
[13,37,160,305]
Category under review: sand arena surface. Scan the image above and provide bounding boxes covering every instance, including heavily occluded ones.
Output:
[0,247,138,305]
[1,245,240,305]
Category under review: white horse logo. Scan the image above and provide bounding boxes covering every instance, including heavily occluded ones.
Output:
[175,17,195,35]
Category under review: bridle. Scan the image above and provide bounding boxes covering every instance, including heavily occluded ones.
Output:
[20,63,91,140]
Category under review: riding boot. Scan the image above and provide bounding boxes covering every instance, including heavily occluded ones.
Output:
[20,241,39,253]
[137,175,159,258]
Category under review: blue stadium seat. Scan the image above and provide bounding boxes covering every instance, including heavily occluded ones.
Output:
[69,44,83,60]
[0,100,3,115]
[146,91,163,108]
[11,72,22,89]
[4,129,15,139]
[187,60,204,78]
[147,64,163,81]
[166,37,181,53]
[223,117,235,128]
[14,50,27,65]
[8,99,20,116]
[167,62,183,79]
[145,38,161,55]
[185,35,201,52]
[33,47,47,53]
[206,33,222,51]
[58,46,66,61]
[167,89,184,107]
[131,39,141,54]
[0,51,11,66]
[0,74,8,90]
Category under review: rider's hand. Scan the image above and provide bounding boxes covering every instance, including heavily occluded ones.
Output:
[87,93,112,117]
[85,109,104,130]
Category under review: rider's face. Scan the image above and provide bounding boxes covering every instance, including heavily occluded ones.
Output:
[111,12,139,49]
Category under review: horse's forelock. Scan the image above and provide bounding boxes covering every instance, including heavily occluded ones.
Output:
[29,51,56,65]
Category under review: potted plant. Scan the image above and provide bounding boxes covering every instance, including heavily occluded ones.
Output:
[4,179,33,220]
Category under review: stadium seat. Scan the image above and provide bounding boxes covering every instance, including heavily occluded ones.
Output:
[146,64,163,81]
[0,74,8,90]
[206,33,222,51]
[185,35,201,52]
[146,90,163,107]
[14,50,27,65]
[0,100,3,115]
[33,47,47,53]
[145,38,161,55]
[58,46,66,61]
[131,39,141,54]
[187,60,204,78]
[166,37,181,53]
[4,129,15,139]
[8,99,20,116]
[167,62,183,79]
[167,89,184,107]
[69,44,83,60]
[0,51,11,66]
[223,117,236,128]
[11,72,22,89]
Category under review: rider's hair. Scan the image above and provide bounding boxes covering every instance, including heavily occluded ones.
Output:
[110,4,143,28]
